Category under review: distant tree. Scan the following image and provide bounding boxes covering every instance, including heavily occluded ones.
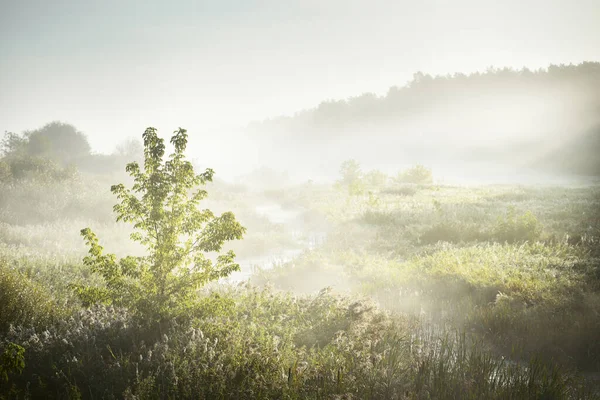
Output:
[0,125,85,181]
[1,123,148,179]
[337,159,364,195]
[72,127,246,330]
[25,121,91,163]
[395,165,433,184]
[338,159,362,185]
[0,131,27,157]
[115,138,144,159]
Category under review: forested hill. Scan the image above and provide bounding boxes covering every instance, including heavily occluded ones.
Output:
[250,62,600,177]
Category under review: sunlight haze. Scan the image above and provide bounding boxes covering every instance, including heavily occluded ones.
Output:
[2,0,599,154]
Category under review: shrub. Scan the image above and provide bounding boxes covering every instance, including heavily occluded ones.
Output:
[493,207,542,243]
[336,159,365,195]
[395,164,433,184]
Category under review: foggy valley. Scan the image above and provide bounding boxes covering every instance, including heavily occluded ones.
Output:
[1,1,600,399]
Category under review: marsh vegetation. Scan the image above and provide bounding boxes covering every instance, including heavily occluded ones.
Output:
[0,120,599,399]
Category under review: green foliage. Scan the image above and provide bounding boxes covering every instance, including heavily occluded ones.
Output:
[0,172,113,226]
[493,206,542,243]
[0,342,25,383]
[2,142,600,398]
[0,259,60,334]
[72,128,246,327]
[0,123,97,182]
[395,164,433,184]
[3,289,590,400]
[0,130,80,183]
[0,154,77,183]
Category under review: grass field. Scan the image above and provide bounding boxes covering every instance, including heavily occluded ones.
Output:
[1,175,599,399]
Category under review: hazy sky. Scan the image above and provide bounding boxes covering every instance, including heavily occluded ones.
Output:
[1,0,599,153]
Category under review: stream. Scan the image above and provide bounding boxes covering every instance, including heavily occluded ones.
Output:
[226,202,327,283]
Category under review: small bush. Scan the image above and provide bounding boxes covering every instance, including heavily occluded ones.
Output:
[493,207,542,243]
[0,342,26,397]
[395,164,433,184]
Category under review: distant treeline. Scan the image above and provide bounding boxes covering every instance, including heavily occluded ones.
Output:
[251,62,600,176]
[0,122,142,182]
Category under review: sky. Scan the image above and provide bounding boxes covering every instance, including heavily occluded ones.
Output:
[1,0,600,154]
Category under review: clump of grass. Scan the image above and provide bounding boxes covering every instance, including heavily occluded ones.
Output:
[419,221,490,244]
[362,210,397,226]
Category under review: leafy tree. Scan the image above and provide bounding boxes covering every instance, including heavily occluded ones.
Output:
[72,127,246,329]
[25,121,91,163]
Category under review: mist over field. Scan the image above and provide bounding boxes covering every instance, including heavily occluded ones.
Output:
[238,63,600,185]
[1,1,600,399]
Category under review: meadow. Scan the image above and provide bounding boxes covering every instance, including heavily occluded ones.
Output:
[1,160,600,399]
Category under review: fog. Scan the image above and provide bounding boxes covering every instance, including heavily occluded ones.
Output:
[2,1,599,185]
[2,0,600,155]
[185,63,600,186]
[2,1,600,398]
